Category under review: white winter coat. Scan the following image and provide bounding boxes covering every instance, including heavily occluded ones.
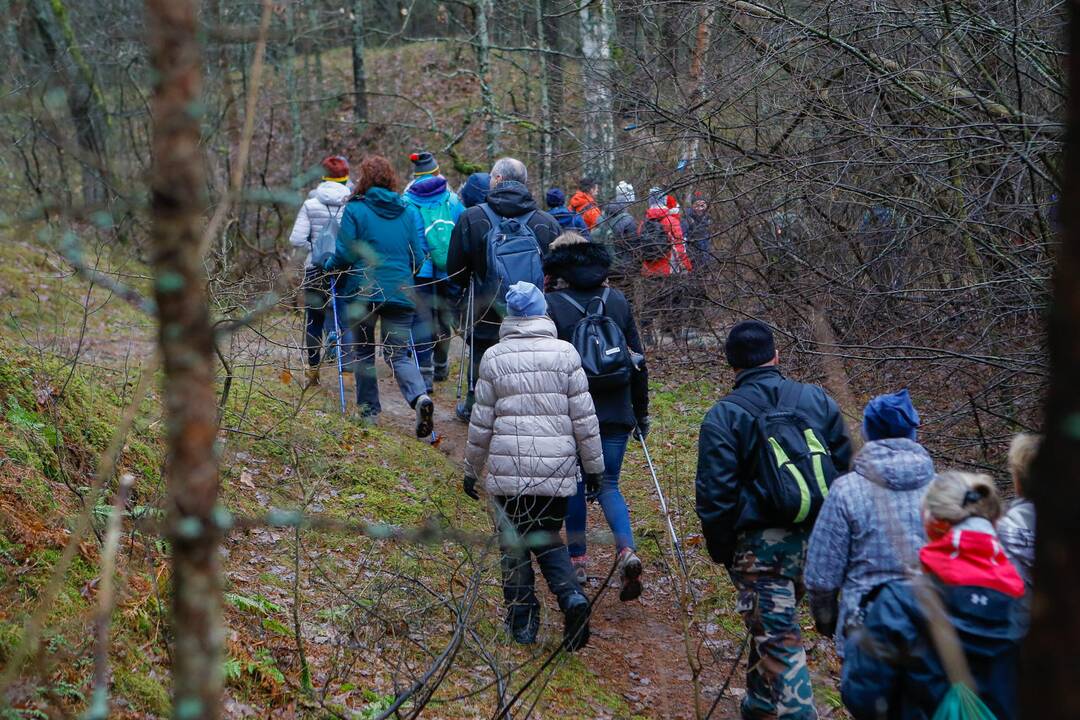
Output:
[464,316,605,497]
[288,181,352,268]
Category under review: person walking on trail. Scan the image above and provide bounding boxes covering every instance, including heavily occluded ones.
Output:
[459,172,490,209]
[805,389,933,656]
[640,187,692,277]
[593,181,638,282]
[684,192,714,271]
[462,281,601,651]
[569,177,603,229]
[288,154,353,387]
[997,433,1039,590]
[543,231,648,601]
[446,157,562,423]
[402,151,465,392]
[545,188,591,239]
[695,319,852,720]
[840,472,1027,720]
[323,155,436,440]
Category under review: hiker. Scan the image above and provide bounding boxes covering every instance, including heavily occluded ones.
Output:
[323,155,435,440]
[403,151,465,392]
[805,389,933,655]
[640,187,692,277]
[683,193,714,271]
[569,176,603,229]
[462,281,601,651]
[544,231,648,601]
[459,172,491,209]
[841,472,1026,720]
[446,157,562,422]
[695,319,852,720]
[545,188,591,239]
[998,433,1039,590]
[594,181,638,282]
[288,154,353,386]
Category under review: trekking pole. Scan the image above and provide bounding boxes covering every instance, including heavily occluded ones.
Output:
[329,276,347,414]
[455,279,473,403]
[639,435,693,586]
[408,328,438,444]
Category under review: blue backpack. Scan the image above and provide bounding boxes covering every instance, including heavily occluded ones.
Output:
[478,204,544,316]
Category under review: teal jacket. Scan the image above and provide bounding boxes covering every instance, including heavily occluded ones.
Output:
[325,186,425,309]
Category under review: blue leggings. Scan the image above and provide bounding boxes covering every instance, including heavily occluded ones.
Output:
[566,431,635,558]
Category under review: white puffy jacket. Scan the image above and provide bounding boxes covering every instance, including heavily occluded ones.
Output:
[288,181,352,268]
[464,315,604,497]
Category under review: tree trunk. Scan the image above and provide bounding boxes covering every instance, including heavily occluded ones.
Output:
[542,0,563,179]
[145,1,221,718]
[352,0,369,126]
[475,0,498,164]
[578,0,615,196]
[284,1,302,178]
[681,5,713,198]
[534,0,552,190]
[1023,4,1080,718]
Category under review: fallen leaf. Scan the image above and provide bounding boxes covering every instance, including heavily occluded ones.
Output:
[279,368,293,385]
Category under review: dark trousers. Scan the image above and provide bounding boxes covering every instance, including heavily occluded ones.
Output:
[494,495,581,621]
[347,301,427,417]
[303,268,350,367]
[411,280,459,391]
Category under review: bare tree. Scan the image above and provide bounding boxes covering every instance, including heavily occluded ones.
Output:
[352,0,369,125]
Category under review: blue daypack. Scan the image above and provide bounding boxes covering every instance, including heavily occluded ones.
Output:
[478,203,544,316]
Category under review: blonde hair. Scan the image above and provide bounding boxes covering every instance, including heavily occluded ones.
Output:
[1007,433,1041,496]
[923,471,1002,525]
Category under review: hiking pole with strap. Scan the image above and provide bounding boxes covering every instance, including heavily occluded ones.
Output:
[639,435,692,584]
[329,275,347,414]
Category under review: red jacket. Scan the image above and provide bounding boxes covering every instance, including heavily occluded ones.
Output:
[919,522,1024,598]
[640,207,692,276]
[568,190,602,229]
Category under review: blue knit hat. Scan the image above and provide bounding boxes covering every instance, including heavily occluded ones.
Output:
[461,173,490,208]
[546,187,566,208]
[863,389,920,441]
[505,281,547,317]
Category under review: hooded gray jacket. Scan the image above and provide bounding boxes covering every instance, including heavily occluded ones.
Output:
[805,438,934,653]
[464,315,604,497]
[288,181,352,268]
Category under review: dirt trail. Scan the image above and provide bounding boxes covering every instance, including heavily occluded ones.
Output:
[371,371,740,718]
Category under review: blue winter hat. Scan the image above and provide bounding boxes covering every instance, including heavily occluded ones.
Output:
[863,389,920,441]
[546,187,566,208]
[505,281,548,317]
[461,173,491,208]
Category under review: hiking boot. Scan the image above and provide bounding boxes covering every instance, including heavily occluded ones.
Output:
[433,366,450,382]
[617,548,643,602]
[562,592,590,652]
[571,556,588,585]
[414,395,435,439]
[455,400,472,424]
[305,367,320,387]
[506,607,539,645]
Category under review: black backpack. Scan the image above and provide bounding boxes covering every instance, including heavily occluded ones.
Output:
[554,288,634,391]
[723,382,839,526]
[637,218,671,263]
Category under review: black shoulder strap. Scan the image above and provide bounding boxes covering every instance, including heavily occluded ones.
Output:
[722,391,766,418]
[555,292,588,316]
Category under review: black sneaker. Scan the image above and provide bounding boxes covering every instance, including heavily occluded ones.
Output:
[617,549,643,602]
[506,607,539,645]
[414,395,434,438]
[562,592,590,652]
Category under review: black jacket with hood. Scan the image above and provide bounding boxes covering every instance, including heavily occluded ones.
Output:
[446,181,562,341]
[543,240,648,434]
[695,366,853,566]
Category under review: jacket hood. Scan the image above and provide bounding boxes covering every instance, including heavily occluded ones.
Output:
[569,190,596,210]
[407,175,448,200]
[854,438,934,491]
[920,519,1025,598]
[360,186,406,219]
[499,315,557,340]
[313,181,352,206]
[486,181,538,217]
[543,241,611,289]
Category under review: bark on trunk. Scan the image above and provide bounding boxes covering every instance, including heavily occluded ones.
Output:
[145,0,222,717]
[579,0,615,196]
[542,0,563,178]
[352,0,369,125]
[475,0,498,164]
[1022,4,1080,717]
[534,0,552,190]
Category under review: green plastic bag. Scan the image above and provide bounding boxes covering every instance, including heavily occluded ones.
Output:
[932,684,997,720]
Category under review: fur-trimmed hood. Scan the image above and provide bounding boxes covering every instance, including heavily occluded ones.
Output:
[542,240,612,290]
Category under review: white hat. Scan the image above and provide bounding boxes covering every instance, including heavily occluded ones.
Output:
[615,181,635,203]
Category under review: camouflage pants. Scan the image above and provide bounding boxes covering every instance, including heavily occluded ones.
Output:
[728,528,817,720]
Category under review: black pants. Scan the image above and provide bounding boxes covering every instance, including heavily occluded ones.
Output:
[494,495,581,621]
[463,334,497,411]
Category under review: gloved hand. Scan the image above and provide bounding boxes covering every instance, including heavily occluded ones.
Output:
[463,475,480,500]
[633,417,650,440]
[584,473,603,501]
